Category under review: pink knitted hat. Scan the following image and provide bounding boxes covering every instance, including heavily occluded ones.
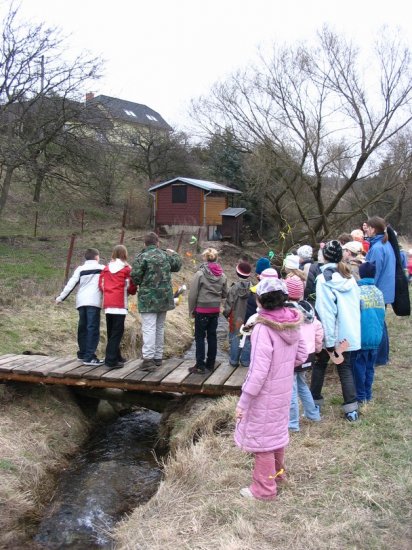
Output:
[285,276,304,300]
[260,268,279,279]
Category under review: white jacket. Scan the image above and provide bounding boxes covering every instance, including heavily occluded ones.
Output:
[315,263,361,351]
[56,260,104,308]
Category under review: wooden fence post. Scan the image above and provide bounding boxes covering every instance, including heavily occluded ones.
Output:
[64,234,76,283]
[120,229,125,244]
[34,210,39,237]
[80,209,85,233]
[176,230,184,253]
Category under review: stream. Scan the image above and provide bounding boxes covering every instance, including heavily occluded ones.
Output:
[34,410,162,549]
[34,315,230,549]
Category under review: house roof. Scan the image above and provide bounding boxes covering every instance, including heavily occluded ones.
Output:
[89,95,173,131]
[149,177,242,194]
[220,207,246,217]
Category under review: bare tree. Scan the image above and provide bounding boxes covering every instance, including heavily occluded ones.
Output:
[192,27,412,245]
[0,4,102,214]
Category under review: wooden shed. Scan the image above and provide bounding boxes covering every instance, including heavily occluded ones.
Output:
[148,177,242,237]
[220,207,246,246]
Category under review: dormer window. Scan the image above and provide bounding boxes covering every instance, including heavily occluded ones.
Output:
[146,114,158,121]
[124,109,137,117]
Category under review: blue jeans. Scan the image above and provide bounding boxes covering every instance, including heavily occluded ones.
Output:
[289,371,321,431]
[375,321,389,366]
[229,329,251,367]
[351,349,377,402]
[194,312,219,367]
[77,306,101,362]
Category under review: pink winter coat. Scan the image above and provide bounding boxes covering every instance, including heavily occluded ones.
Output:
[235,307,307,453]
[300,317,324,355]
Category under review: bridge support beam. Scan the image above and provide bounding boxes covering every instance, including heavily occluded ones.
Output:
[72,387,177,413]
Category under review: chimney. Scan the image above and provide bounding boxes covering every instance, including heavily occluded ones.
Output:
[85,92,94,102]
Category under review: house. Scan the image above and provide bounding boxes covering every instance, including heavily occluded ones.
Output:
[148,177,242,238]
[84,93,172,143]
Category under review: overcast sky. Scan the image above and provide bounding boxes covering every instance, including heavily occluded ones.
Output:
[6,0,412,128]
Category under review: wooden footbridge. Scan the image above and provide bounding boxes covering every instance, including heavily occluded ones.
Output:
[0,354,248,397]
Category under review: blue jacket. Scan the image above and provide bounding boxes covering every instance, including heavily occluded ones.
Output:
[365,234,396,304]
[358,279,385,350]
[315,263,361,351]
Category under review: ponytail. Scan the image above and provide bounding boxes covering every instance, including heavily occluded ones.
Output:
[337,261,352,279]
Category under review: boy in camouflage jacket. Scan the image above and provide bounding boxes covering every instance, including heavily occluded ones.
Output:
[131,232,182,370]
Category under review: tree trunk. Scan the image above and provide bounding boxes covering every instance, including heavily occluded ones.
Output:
[0,166,15,217]
[33,170,45,202]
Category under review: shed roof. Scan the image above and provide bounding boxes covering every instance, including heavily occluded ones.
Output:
[149,177,242,194]
[220,207,246,217]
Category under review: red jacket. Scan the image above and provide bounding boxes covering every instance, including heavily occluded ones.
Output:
[99,260,137,311]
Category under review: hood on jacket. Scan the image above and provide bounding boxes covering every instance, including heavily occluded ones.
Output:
[286,299,315,323]
[320,263,354,293]
[257,307,303,345]
[108,259,127,274]
[201,262,224,279]
[234,280,250,297]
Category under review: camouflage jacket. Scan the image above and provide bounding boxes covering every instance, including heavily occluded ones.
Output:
[131,245,182,313]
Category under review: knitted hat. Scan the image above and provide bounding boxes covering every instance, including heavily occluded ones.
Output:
[256,277,288,296]
[236,261,252,278]
[283,254,300,270]
[297,245,313,260]
[351,229,364,242]
[359,261,376,279]
[323,240,343,263]
[255,257,271,275]
[285,275,305,300]
[260,268,279,279]
[342,241,363,255]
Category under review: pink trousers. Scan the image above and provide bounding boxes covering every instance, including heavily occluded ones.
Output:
[250,447,286,500]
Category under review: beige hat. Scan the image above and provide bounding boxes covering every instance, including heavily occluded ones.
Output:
[342,241,363,255]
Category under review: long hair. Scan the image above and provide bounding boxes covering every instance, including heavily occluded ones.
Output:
[367,216,388,243]
[111,244,128,262]
[336,261,352,279]
[285,268,307,281]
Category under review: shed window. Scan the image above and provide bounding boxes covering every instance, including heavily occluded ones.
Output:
[172,185,187,203]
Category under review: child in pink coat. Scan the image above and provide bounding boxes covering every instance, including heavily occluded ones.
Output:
[285,276,324,432]
[235,278,307,501]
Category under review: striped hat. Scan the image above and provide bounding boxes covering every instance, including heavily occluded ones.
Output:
[236,261,252,278]
[285,276,304,300]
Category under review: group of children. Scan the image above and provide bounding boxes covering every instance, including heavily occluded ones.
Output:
[56,246,136,369]
[225,235,388,501]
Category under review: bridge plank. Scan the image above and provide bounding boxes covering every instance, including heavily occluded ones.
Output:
[47,360,85,378]
[12,356,56,374]
[83,365,115,379]
[223,366,248,390]
[160,360,194,386]
[102,359,142,380]
[140,358,184,384]
[0,354,17,364]
[0,355,42,372]
[183,361,221,389]
[123,366,155,383]
[0,355,27,370]
[30,357,77,376]
[203,362,237,389]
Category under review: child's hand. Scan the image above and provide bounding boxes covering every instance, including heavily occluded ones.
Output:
[235,407,244,420]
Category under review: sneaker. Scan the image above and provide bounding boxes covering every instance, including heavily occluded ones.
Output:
[140,359,156,371]
[345,410,359,422]
[105,362,122,369]
[188,365,206,374]
[153,358,162,366]
[82,358,104,366]
[117,357,127,365]
[205,362,216,372]
[240,487,255,499]
[229,362,239,368]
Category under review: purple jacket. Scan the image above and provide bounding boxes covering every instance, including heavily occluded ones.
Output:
[235,307,307,453]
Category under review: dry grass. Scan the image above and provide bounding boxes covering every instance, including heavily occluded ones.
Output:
[114,309,412,550]
[0,384,91,548]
